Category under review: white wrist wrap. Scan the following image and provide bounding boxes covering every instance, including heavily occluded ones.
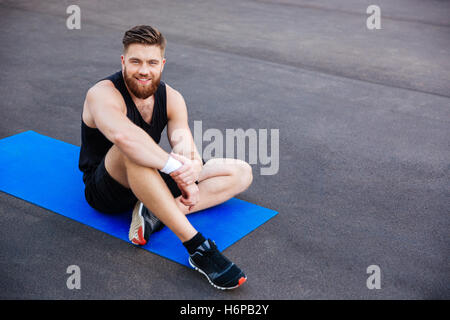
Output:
[161,156,182,174]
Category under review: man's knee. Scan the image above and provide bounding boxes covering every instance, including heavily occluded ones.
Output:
[234,160,253,193]
[105,145,162,189]
[104,145,133,188]
[112,146,160,177]
[106,145,140,169]
[210,158,253,192]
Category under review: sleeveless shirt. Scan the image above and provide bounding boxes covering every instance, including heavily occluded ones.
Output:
[78,71,167,183]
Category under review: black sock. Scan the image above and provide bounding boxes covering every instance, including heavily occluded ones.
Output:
[183,232,206,255]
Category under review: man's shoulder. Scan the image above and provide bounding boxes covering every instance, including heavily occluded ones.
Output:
[165,83,182,99]
[88,79,116,95]
[165,83,188,120]
[85,79,126,114]
[86,80,124,105]
[165,83,186,107]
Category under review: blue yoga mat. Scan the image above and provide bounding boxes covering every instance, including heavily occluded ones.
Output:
[0,131,278,267]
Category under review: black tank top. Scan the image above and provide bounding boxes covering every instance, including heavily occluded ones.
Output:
[78,71,167,183]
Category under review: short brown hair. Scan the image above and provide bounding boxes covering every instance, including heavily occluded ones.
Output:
[122,25,166,56]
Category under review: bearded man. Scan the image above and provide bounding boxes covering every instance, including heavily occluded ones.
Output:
[78,25,252,290]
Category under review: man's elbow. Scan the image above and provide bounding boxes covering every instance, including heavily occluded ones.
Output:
[112,131,130,149]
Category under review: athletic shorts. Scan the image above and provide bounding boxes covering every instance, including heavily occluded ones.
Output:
[84,157,183,214]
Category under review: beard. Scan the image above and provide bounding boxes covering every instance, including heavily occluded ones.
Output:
[123,66,161,99]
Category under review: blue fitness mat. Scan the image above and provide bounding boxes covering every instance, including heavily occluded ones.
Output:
[0,131,278,267]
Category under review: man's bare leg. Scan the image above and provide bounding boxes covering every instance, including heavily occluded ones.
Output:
[105,146,248,289]
[105,145,196,242]
[106,145,253,218]
[174,158,253,215]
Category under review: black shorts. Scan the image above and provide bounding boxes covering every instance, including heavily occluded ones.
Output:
[84,158,183,214]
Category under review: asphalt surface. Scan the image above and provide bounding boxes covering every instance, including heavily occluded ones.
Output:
[0,0,449,299]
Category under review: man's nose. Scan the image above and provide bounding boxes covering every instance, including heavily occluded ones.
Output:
[138,65,150,75]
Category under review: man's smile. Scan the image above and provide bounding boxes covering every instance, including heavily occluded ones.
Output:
[136,77,151,84]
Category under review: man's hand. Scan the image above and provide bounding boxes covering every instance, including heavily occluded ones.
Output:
[179,183,200,210]
[169,152,202,187]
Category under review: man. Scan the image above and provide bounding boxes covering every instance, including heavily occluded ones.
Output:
[78,25,252,290]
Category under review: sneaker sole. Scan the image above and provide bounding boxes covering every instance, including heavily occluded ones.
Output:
[129,202,146,246]
[188,257,247,290]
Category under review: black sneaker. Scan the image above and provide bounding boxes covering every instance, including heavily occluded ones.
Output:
[129,201,164,245]
[188,239,247,290]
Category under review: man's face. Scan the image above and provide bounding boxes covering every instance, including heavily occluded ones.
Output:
[121,43,166,99]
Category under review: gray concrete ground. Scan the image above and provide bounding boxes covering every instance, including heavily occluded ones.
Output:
[0,0,448,299]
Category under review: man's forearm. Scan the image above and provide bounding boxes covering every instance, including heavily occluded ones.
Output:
[175,150,203,173]
[192,157,203,173]
[171,141,203,173]
[114,125,169,170]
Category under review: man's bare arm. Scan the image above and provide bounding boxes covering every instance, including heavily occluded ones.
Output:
[86,83,170,169]
[166,86,203,169]
[165,86,204,187]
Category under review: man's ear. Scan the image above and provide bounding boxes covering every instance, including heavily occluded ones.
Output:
[161,58,166,72]
[120,55,126,73]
